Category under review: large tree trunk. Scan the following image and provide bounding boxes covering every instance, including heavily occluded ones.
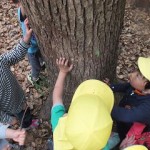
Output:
[22,0,126,120]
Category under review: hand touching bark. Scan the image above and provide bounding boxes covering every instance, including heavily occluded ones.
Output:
[53,57,73,105]
[23,18,32,44]
[103,78,110,86]
[56,57,73,74]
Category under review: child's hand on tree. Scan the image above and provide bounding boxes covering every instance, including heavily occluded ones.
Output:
[103,78,110,86]
[23,18,33,44]
[56,57,73,74]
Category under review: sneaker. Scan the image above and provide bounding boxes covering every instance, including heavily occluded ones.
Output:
[27,74,40,85]
[41,62,46,71]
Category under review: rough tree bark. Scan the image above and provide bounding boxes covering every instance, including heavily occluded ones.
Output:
[22,0,126,120]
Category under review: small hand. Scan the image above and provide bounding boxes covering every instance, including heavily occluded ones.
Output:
[56,57,73,74]
[2,145,11,150]
[12,129,26,145]
[120,135,136,150]
[10,0,19,4]
[23,18,33,44]
[103,78,110,85]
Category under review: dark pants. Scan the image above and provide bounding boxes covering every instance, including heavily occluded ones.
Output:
[15,108,32,128]
[117,122,132,141]
[28,51,44,79]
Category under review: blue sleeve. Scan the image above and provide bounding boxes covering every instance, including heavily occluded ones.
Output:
[17,7,21,22]
[0,123,9,139]
[111,103,150,124]
[110,83,130,93]
[51,104,66,132]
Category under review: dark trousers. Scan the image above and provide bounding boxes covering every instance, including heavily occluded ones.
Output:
[28,51,44,79]
[15,108,32,128]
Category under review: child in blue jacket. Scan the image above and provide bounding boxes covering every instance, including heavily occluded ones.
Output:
[12,0,45,85]
[105,57,150,149]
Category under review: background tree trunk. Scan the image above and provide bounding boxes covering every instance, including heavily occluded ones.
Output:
[127,0,150,12]
[22,0,126,120]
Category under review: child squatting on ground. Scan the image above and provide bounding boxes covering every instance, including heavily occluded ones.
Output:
[104,57,150,149]
[12,0,45,85]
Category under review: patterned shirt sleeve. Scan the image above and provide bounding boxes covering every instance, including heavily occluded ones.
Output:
[0,40,30,67]
[0,110,14,124]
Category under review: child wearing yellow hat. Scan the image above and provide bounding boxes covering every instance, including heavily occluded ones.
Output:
[50,57,115,150]
[105,57,150,149]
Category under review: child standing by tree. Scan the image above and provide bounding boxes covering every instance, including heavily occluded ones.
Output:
[51,57,115,150]
[104,57,150,149]
[0,19,33,128]
[12,0,45,85]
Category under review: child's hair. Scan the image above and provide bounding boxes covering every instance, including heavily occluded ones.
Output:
[137,68,150,89]
[145,81,150,89]
[11,0,20,4]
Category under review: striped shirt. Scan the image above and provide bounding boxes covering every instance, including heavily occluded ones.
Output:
[0,40,30,124]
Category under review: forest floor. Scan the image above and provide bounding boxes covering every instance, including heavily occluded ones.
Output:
[0,1,150,150]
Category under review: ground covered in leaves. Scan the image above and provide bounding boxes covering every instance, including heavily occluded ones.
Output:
[0,1,150,150]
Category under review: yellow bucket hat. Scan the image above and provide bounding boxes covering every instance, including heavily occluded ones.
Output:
[124,145,148,150]
[72,79,114,112]
[138,57,150,81]
[54,80,114,150]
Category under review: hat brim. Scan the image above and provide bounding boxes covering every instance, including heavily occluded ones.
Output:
[138,57,150,81]
[72,79,114,113]
[124,145,148,150]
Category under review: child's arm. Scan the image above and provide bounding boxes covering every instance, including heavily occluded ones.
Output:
[53,58,73,106]
[110,83,131,93]
[0,123,26,145]
[103,78,131,93]
[0,19,32,66]
[112,103,150,123]
[0,110,17,125]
